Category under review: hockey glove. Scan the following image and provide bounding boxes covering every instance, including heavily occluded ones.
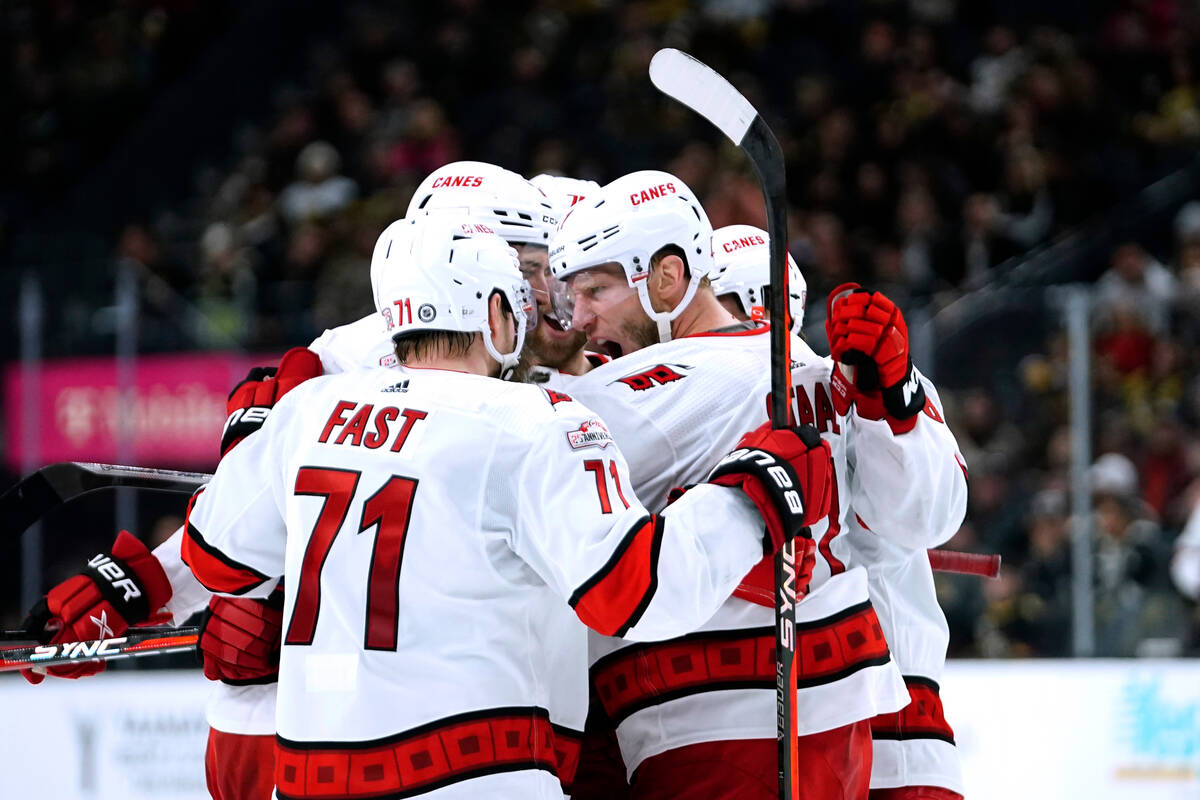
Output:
[825,283,926,434]
[21,530,172,684]
[707,422,833,556]
[221,346,323,456]
[199,591,284,685]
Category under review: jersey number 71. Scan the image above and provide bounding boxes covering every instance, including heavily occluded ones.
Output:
[285,466,418,651]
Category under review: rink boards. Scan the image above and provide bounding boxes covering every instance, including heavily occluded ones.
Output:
[0,660,1197,799]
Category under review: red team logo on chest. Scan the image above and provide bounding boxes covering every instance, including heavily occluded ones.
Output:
[614,364,688,391]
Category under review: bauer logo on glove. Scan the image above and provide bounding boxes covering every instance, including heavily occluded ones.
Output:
[712,448,804,517]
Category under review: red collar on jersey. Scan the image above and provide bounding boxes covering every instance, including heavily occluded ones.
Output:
[682,321,770,339]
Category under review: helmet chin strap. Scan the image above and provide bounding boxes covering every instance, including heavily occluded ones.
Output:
[484,315,527,381]
[635,276,703,344]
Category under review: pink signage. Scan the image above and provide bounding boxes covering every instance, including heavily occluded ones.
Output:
[5,352,280,471]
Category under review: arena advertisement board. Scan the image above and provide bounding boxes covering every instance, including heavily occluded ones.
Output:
[0,671,210,798]
[4,352,279,471]
[946,660,1199,799]
[0,660,1197,798]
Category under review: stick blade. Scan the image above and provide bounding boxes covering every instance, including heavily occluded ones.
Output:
[649,48,757,145]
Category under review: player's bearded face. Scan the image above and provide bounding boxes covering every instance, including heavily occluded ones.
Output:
[566,265,657,358]
[515,244,588,369]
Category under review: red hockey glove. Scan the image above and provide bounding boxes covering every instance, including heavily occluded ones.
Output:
[707,422,833,556]
[221,346,323,456]
[825,283,925,433]
[198,592,283,685]
[20,531,172,684]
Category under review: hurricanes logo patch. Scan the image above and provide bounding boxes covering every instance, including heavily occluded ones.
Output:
[613,363,689,391]
[566,418,613,450]
[543,389,573,406]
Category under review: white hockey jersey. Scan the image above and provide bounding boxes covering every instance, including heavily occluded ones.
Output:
[180,365,769,799]
[153,315,397,737]
[845,379,967,794]
[561,324,966,776]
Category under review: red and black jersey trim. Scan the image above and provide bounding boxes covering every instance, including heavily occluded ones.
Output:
[274,706,566,799]
[181,521,271,596]
[592,600,891,726]
[871,675,956,746]
[549,723,582,793]
[570,514,664,638]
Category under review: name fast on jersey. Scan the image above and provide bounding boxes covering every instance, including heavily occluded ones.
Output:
[318,401,429,451]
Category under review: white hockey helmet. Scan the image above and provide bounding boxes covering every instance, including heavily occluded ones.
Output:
[529,173,600,216]
[371,214,536,379]
[711,224,808,333]
[406,161,558,246]
[549,170,714,342]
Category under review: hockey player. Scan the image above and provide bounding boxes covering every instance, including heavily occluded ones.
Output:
[406,161,594,379]
[711,223,808,333]
[518,173,611,388]
[548,172,967,800]
[711,225,967,800]
[179,215,836,800]
[18,161,577,799]
[530,174,601,217]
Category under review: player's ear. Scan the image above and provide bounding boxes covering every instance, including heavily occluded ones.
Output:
[486,291,516,347]
[487,292,505,338]
[649,252,686,305]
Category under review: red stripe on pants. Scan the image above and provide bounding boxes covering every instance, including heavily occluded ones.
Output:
[206,728,275,800]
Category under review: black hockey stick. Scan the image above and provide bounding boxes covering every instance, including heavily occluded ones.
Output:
[0,462,210,537]
[649,48,800,799]
[0,626,200,673]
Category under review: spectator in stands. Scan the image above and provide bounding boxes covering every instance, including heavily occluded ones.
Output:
[1094,242,1177,336]
[1090,452,1180,656]
[278,141,358,225]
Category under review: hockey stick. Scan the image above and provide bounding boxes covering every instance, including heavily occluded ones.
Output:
[0,626,199,673]
[650,48,800,799]
[928,549,1001,579]
[1,462,210,537]
[4,462,1002,580]
[0,625,183,642]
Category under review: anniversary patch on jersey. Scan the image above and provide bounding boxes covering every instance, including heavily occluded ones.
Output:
[611,363,689,392]
[566,418,613,450]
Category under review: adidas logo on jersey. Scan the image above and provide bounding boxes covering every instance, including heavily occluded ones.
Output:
[382,380,410,393]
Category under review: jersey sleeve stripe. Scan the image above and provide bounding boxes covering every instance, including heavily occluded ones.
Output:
[869,675,956,745]
[569,514,665,638]
[181,522,272,596]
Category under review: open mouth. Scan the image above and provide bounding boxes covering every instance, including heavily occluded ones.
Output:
[594,338,624,359]
[542,314,566,332]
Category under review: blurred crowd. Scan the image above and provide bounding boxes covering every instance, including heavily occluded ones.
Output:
[936,209,1200,657]
[10,0,1200,656]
